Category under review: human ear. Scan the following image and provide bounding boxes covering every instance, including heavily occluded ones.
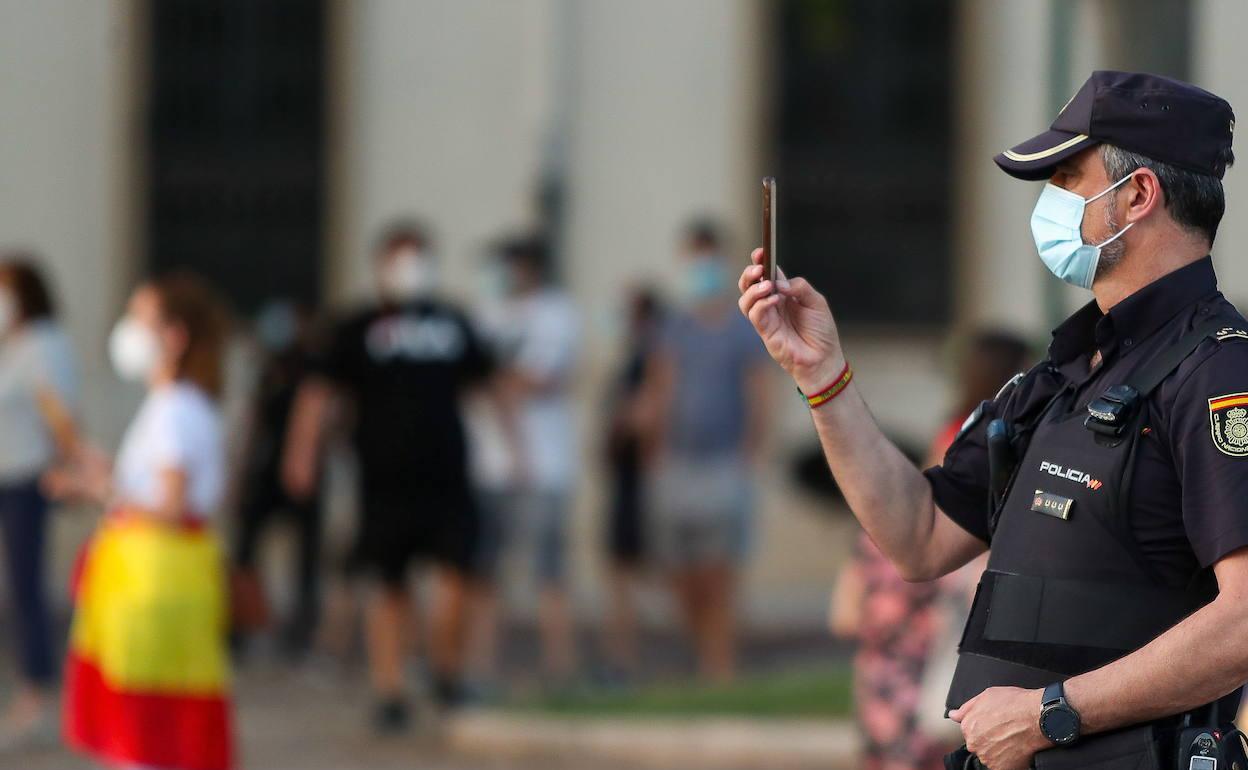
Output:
[1124,169,1163,224]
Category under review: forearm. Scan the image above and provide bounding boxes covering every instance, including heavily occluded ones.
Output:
[488,376,524,464]
[283,380,332,488]
[734,259,979,579]
[808,377,946,580]
[638,352,674,458]
[142,468,190,523]
[509,368,561,397]
[1066,595,1248,733]
[828,561,865,639]
[140,500,185,523]
[36,385,80,457]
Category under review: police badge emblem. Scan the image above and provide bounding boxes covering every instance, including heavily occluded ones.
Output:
[1209,392,1248,456]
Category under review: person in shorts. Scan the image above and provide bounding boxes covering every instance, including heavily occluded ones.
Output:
[282,220,502,731]
[232,299,326,658]
[642,219,771,682]
[470,234,581,684]
[599,286,663,680]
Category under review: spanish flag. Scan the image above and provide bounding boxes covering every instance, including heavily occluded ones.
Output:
[64,511,234,770]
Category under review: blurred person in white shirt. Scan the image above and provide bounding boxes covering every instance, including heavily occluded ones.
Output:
[471,234,582,684]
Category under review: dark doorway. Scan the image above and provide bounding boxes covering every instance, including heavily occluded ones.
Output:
[146,0,326,314]
[775,0,954,327]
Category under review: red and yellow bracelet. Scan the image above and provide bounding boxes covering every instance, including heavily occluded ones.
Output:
[800,361,853,409]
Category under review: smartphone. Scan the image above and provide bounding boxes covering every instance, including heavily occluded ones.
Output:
[762,176,777,288]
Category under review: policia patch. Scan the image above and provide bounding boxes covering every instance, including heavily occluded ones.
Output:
[1209,392,1248,456]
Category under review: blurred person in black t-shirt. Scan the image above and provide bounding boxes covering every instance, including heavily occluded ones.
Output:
[282,220,506,732]
[232,299,325,659]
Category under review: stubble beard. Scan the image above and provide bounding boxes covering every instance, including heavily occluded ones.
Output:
[1093,192,1128,282]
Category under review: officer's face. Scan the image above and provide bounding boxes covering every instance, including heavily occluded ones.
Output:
[1051,148,1124,250]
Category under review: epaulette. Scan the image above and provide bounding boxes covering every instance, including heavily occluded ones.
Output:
[1214,326,1248,342]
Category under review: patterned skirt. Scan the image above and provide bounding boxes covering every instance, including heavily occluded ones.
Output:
[64,511,234,770]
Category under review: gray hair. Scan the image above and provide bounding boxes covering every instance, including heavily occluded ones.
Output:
[1100,144,1230,244]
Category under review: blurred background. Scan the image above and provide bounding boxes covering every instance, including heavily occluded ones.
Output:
[3,1,1248,768]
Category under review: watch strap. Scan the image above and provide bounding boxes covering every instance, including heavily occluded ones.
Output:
[1040,681,1081,746]
[1042,681,1065,707]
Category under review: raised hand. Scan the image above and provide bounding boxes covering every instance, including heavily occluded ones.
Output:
[737,248,845,393]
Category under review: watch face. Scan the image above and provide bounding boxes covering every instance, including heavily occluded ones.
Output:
[1042,707,1079,743]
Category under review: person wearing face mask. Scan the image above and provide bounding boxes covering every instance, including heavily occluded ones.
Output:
[638,219,771,682]
[0,255,79,751]
[467,234,581,690]
[50,273,232,770]
[282,220,505,732]
[738,71,1248,770]
[231,299,326,658]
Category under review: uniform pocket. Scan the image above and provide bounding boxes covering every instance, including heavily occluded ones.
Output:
[1033,724,1162,770]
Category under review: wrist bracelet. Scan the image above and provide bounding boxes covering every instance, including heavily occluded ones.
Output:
[799,362,853,409]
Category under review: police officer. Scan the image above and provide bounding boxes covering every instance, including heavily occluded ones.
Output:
[739,71,1247,770]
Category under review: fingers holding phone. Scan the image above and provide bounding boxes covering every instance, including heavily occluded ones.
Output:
[740,248,790,293]
[738,177,846,392]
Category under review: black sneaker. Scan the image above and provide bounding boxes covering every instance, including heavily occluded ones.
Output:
[373,698,410,734]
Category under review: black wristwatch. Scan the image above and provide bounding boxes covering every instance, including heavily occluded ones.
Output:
[1039,682,1081,746]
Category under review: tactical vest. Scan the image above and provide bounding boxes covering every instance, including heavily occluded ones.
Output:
[947,315,1242,717]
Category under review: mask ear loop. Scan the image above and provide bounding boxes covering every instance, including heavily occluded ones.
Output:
[1087,173,1137,248]
[1086,172,1137,204]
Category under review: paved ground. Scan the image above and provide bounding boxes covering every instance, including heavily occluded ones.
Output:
[7,660,853,770]
[0,620,851,769]
[446,712,855,769]
[7,664,641,770]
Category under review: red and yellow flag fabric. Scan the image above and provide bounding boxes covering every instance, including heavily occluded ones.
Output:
[64,511,234,770]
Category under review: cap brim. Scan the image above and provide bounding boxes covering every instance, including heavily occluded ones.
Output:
[993,130,1099,180]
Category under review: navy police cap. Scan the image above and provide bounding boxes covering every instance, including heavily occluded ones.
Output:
[995,70,1235,181]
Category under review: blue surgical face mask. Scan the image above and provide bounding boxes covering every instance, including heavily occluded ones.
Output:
[681,256,728,303]
[1030,173,1135,289]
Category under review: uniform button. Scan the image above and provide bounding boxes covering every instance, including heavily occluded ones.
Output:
[1123,338,1133,347]
[1200,306,1210,314]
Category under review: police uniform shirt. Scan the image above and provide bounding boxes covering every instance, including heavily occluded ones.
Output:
[316,298,493,486]
[926,257,1248,587]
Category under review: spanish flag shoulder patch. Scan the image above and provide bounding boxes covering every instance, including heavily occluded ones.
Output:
[1209,392,1248,457]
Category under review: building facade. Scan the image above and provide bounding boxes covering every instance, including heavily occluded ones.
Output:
[2,0,1245,626]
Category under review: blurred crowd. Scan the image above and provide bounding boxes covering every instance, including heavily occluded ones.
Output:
[0,218,1034,770]
[0,215,779,767]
